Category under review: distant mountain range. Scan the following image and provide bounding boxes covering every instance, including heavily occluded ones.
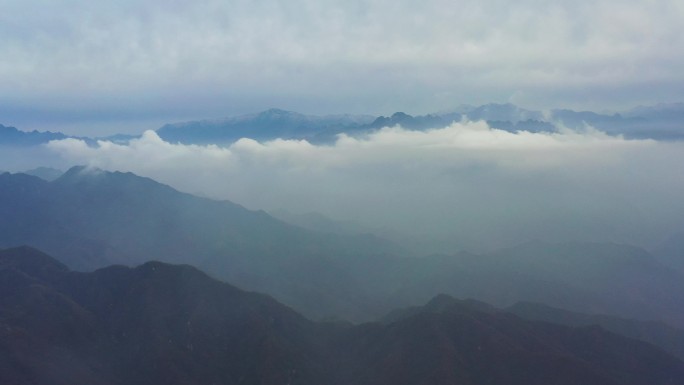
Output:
[2,103,683,149]
[2,167,684,328]
[157,108,376,144]
[154,103,684,144]
[2,246,683,385]
[0,124,69,145]
[0,123,136,147]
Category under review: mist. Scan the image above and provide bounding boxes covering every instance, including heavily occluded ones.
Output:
[45,121,684,253]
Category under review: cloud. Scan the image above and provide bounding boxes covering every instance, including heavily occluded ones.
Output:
[1,0,683,134]
[46,121,684,252]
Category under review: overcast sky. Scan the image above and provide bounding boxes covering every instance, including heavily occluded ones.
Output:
[1,0,683,135]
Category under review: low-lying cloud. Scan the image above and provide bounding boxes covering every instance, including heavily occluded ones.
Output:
[47,121,684,252]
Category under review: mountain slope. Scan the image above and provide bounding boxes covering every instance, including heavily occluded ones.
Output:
[2,247,683,385]
[0,167,397,321]
[3,168,684,327]
[0,246,325,385]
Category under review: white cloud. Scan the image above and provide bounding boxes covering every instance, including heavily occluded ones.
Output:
[46,122,684,252]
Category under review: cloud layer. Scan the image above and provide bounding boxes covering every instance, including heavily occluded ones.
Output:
[46,122,684,252]
[2,0,683,133]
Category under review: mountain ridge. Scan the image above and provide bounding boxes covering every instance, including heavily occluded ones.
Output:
[3,102,682,153]
[2,246,684,385]
[2,168,684,327]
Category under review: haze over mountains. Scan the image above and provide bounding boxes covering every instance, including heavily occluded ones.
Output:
[3,0,683,381]
[3,102,684,254]
[2,103,684,382]
[0,167,399,320]
[2,167,684,329]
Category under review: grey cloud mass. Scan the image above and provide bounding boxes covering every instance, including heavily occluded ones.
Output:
[1,0,683,134]
[46,123,684,252]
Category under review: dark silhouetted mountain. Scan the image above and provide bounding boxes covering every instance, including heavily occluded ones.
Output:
[0,246,326,385]
[507,301,684,360]
[2,247,683,385]
[0,167,398,321]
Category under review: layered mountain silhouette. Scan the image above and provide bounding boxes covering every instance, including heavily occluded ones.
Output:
[0,167,396,320]
[2,103,683,151]
[156,108,375,145]
[2,246,683,385]
[154,103,684,145]
[0,124,135,147]
[2,168,684,327]
[21,167,63,181]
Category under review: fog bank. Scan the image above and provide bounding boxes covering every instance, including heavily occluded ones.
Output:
[47,121,684,252]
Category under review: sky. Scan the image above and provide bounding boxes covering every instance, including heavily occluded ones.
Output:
[1,0,683,135]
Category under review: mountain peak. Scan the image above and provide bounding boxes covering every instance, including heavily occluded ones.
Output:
[56,165,104,181]
[55,166,159,188]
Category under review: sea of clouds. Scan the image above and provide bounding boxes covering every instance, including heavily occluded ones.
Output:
[46,121,684,252]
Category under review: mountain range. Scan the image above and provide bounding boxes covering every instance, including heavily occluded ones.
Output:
[2,167,684,329]
[2,103,683,151]
[0,124,135,147]
[154,103,684,144]
[2,246,683,385]
[0,166,398,321]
